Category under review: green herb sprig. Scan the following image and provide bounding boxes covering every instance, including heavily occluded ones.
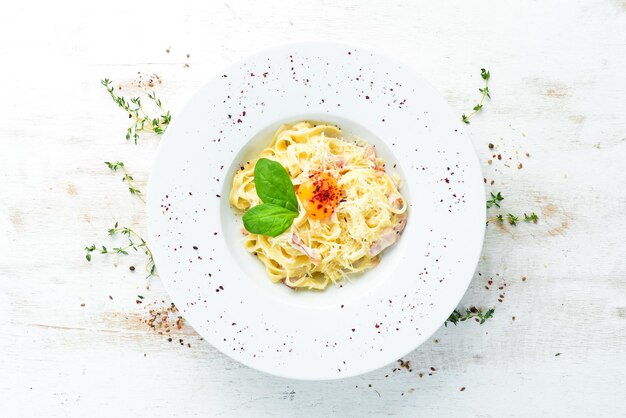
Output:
[242,158,299,237]
[85,222,156,280]
[506,213,519,226]
[487,211,538,226]
[486,191,504,208]
[485,191,539,226]
[462,68,491,124]
[524,212,539,223]
[445,307,495,326]
[101,79,171,143]
[105,161,144,203]
[86,77,171,283]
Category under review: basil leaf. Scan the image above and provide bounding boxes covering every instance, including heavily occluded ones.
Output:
[242,204,299,237]
[254,158,299,212]
[241,159,300,237]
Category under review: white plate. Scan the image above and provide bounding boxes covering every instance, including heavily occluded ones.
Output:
[147,42,485,380]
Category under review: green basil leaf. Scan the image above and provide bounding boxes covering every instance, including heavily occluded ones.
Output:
[242,203,299,237]
[254,158,299,212]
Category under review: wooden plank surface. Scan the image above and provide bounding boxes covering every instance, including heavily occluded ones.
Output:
[1,0,625,416]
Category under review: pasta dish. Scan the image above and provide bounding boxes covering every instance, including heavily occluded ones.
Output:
[229,121,407,290]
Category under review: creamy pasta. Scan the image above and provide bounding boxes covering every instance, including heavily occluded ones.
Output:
[229,121,407,290]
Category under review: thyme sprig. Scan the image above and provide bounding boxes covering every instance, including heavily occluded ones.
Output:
[506,213,519,226]
[87,76,169,284]
[462,68,491,124]
[486,191,504,208]
[85,222,156,280]
[101,78,171,143]
[486,191,539,226]
[487,211,539,226]
[105,161,144,203]
[445,307,495,326]
[524,212,539,223]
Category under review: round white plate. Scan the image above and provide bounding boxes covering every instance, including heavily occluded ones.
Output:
[147,42,485,380]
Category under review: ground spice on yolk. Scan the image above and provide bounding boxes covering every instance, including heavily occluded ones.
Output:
[297,172,341,220]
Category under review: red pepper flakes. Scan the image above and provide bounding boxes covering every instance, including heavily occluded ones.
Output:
[297,172,341,220]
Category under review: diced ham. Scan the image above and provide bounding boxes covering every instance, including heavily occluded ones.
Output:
[290,233,322,263]
[388,193,405,212]
[364,145,376,162]
[367,216,407,257]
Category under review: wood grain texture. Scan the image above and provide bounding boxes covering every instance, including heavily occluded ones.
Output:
[1,0,625,416]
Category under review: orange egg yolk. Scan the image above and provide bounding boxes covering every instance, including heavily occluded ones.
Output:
[297,172,341,220]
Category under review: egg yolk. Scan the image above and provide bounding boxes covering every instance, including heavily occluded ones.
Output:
[297,172,341,220]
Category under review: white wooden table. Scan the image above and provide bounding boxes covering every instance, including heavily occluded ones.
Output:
[2,1,625,416]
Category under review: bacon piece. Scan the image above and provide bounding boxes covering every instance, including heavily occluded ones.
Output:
[388,193,405,212]
[290,233,321,263]
[336,158,345,169]
[367,216,407,257]
[364,145,376,162]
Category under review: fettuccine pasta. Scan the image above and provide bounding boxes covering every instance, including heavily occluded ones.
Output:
[229,121,407,290]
